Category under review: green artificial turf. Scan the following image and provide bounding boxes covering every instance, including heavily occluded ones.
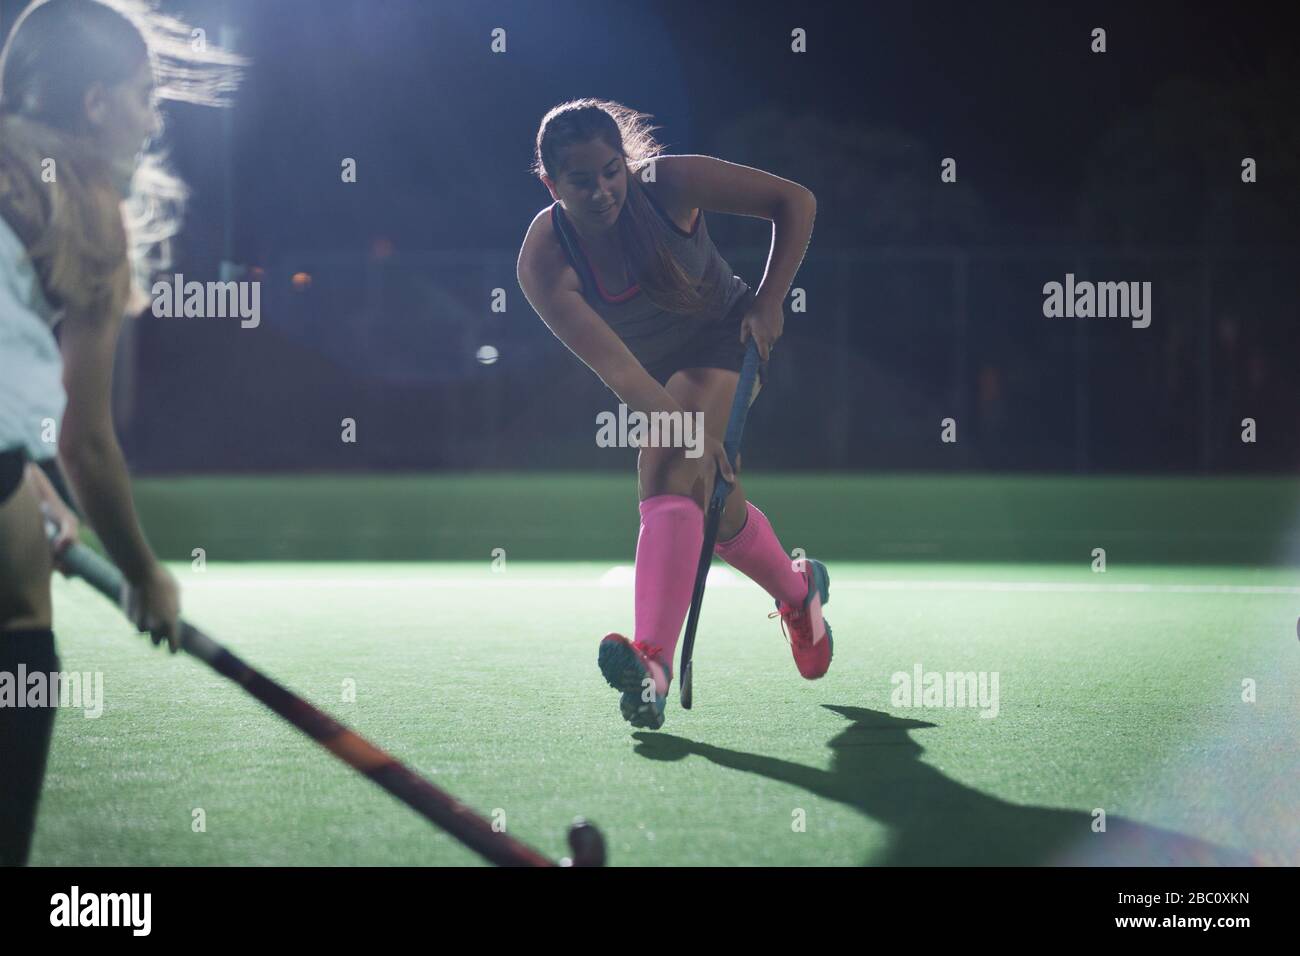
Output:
[30,558,1300,866]
[126,473,1300,565]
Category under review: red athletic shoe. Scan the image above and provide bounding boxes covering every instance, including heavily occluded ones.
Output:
[597,633,672,729]
[768,558,833,679]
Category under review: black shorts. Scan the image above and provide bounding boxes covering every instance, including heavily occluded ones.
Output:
[642,288,770,388]
[0,447,26,507]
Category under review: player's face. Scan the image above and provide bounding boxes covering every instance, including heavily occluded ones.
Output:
[90,59,161,170]
[549,139,627,231]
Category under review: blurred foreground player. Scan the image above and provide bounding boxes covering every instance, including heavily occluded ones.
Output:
[0,0,239,865]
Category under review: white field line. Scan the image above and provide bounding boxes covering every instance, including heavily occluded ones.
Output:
[167,570,1300,596]
[841,581,1300,595]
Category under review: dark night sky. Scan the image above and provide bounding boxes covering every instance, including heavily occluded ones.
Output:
[121,0,1297,264]
[1,0,1293,255]
[1,0,1295,472]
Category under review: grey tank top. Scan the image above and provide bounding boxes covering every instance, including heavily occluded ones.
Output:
[0,212,64,459]
[549,187,749,367]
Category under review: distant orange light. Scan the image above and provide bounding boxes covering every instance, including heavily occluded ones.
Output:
[371,237,395,259]
[249,266,266,279]
[292,272,312,289]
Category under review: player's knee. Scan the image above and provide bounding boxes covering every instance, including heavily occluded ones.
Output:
[637,445,698,498]
[719,490,748,538]
[0,487,53,629]
[0,578,52,630]
[0,548,52,627]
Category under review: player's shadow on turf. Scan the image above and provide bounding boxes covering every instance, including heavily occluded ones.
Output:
[632,705,1253,866]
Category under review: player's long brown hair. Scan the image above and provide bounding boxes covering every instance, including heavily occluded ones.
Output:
[0,0,243,316]
[532,99,724,317]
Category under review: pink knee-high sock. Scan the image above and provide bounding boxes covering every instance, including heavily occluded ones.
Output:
[714,501,809,606]
[632,494,703,667]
